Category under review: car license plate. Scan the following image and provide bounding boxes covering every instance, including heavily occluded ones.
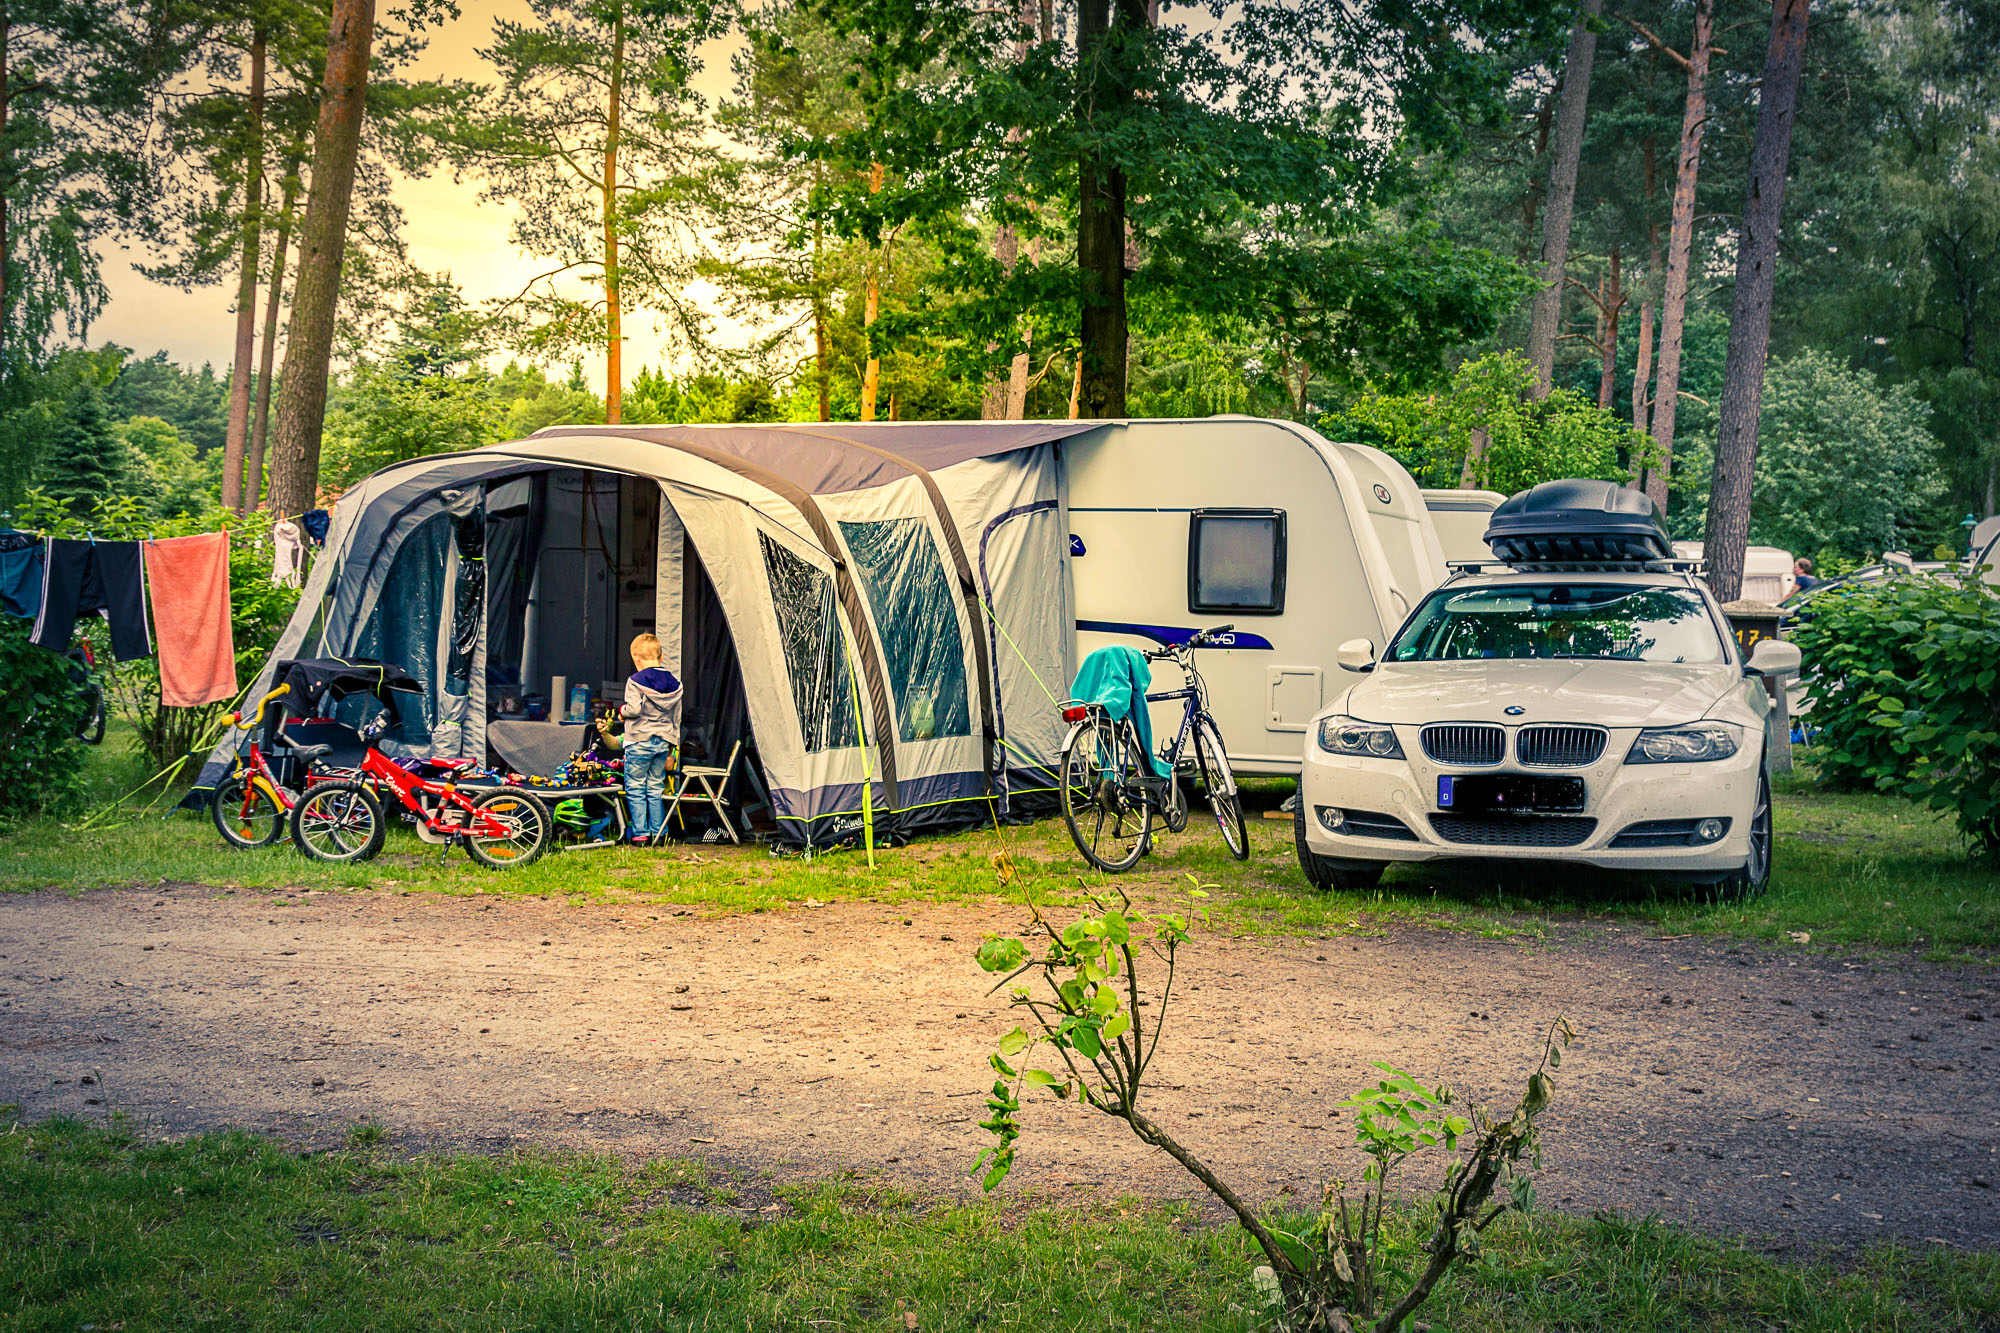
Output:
[1437,774,1585,813]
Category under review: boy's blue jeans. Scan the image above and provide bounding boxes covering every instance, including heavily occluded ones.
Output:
[624,737,672,838]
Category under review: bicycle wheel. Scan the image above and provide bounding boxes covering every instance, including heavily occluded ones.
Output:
[289,780,385,864]
[77,685,105,745]
[1192,714,1249,861]
[212,772,288,849]
[1060,716,1152,873]
[462,787,551,870]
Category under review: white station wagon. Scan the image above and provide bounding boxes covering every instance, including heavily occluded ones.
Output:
[1294,480,1799,896]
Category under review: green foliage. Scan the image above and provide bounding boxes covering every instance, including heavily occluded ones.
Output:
[1789,574,2000,856]
[321,363,501,489]
[1748,351,1947,560]
[0,616,92,824]
[1327,351,1657,495]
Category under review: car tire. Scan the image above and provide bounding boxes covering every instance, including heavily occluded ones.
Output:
[1293,799,1333,889]
[1293,799,1386,891]
[1715,764,1773,900]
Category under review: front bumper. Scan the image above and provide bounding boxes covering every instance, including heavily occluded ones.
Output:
[1299,723,1761,873]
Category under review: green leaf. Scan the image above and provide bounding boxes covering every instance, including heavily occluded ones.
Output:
[998,1027,1029,1057]
[976,937,1030,973]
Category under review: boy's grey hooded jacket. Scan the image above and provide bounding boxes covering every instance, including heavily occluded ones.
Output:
[621,666,683,746]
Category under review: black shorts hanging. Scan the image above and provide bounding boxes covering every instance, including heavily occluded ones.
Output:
[31,538,153,662]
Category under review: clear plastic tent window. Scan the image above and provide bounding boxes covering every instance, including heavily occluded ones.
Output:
[759,532,860,753]
[349,513,451,744]
[838,518,971,743]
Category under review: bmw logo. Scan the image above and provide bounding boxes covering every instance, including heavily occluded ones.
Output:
[1504,705,1526,716]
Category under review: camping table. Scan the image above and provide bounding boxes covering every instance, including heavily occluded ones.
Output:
[531,783,628,850]
[488,719,594,778]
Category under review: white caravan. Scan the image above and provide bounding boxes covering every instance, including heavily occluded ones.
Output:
[1065,417,1446,777]
[1672,541,1797,602]
[1422,489,1507,562]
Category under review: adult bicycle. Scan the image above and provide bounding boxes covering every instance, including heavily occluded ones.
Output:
[1057,626,1249,872]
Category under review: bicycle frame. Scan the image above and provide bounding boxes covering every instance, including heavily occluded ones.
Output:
[1143,646,1212,775]
[355,748,515,840]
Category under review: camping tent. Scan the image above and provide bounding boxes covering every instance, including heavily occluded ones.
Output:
[195,422,1094,847]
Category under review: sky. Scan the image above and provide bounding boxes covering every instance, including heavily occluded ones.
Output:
[92,0,748,385]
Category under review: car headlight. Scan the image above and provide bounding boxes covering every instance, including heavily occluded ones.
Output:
[1625,724,1741,764]
[1317,714,1404,759]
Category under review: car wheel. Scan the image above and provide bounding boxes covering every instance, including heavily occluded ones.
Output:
[1293,799,1385,891]
[1717,765,1773,900]
[1293,799,1333,890]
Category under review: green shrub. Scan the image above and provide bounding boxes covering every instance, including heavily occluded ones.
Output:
[0,615,92,823]
[1790,574,2000,856]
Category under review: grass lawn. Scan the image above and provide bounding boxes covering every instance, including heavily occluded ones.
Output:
[3,1114,1994,1333]
[1,742,1993,962]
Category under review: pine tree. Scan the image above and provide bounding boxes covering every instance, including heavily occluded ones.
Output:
[40,386,132,515]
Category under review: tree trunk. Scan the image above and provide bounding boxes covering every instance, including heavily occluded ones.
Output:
[812,215,829,422]
[1525,0,1604,397]
[1520,97,1552,258]
[246,146,302,511]
[981,222,1018,420]
[860,162,885,422]
[984,0,1041,421]
[602,2,624,424]
[1704,0,1809,601]
[1598,246,1621,409]
[221,26,267,514]
[1,7,10,360]
[1075,0,1147,418]
[1630,135,1661,456]
[267,0,375,519]
[1643,0,1712,517]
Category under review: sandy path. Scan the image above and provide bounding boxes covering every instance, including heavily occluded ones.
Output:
[2,883,1994,1251]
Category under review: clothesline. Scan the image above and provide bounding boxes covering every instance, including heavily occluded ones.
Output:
[1,505,330,710]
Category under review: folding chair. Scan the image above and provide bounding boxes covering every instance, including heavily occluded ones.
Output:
[668,739,743,845]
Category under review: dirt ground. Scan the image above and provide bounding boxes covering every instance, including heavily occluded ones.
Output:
[2,883,1995,1253]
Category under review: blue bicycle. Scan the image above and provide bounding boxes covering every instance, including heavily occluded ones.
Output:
[1058,627,1249,872]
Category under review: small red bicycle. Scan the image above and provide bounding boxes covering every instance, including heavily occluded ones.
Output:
[290,749,551,869]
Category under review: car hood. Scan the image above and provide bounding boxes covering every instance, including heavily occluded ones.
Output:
[1341,660,1740,729]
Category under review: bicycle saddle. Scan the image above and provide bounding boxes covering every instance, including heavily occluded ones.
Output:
[288,742,332,761]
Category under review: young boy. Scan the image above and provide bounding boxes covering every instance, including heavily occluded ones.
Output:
[620,633,683,845]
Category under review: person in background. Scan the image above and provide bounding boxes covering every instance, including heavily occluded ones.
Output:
[1793,557,1821,592]
[620,633,682,847]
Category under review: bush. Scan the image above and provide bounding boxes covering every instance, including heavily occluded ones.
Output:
[1790,574,2000,856]
[0,616,92,823]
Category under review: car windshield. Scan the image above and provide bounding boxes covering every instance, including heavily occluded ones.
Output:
[1387,583,1726,664]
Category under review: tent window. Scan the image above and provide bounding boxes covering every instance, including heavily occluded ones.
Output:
[839,518,971,742]
[760,532,859,753]
[1188,509,1286,614]
[350,514,451,744]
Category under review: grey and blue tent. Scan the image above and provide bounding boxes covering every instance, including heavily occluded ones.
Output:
[192,421,1098,847]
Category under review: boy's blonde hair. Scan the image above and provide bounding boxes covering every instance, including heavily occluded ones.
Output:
[630,632,663,667]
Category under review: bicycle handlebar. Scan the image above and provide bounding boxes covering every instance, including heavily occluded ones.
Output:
[226,684,291,733]
[1147,624,1237,658]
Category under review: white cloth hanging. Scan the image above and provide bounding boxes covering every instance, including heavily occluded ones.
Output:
[272,519,306,588]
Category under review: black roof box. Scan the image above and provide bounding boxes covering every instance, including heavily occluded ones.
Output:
[1483,479,1671,564]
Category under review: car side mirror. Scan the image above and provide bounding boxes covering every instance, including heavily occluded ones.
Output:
[1745,638,1801,677]
[1336,638,1377,673]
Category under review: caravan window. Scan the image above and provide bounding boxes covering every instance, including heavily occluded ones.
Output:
[839,518,971,742]
[1189,509,1287,614]
[760,533,860,752]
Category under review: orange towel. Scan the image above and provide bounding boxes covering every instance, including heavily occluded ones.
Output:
[145,532,238,708]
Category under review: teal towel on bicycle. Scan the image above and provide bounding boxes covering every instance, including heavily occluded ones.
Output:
[1071,645,1169,776]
